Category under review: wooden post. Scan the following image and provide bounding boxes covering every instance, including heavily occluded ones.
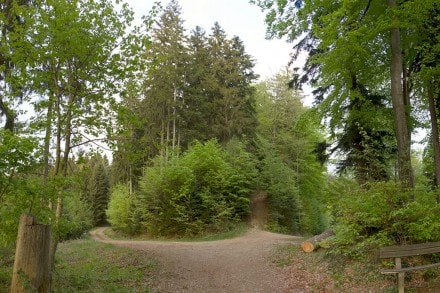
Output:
[10,214,51,293]
[395,257,404,293]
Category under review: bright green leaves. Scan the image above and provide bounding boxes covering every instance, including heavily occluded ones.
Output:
[255,72,327,234]
[106,184,134,234]
[110,140,256,237]
[327,180,440,258]
[0,130,50,246]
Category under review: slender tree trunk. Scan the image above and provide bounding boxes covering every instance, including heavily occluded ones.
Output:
[128,165,133,195]
[160,118,165,171]
[54,94,62,176]
[402,62,412,140]
[61,102,73,177]
[387,0,414,189]
[166,107,170,161]
[427,85,440,204]
[50,96,73,269]
[172,87,177,152]
[42,96,54,183]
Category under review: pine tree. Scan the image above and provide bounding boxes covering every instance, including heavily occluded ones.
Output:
[141,0,188,159]
[206,23,258,143]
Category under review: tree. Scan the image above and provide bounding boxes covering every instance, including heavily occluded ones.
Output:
[140,0,188,160]
[251,0,417,188]
[114,5,259,192]
[82,155,110,226]
[181,26,212,143]
[0,0,37,132]
[387,0,413,188]
[28,0,133,267]
[332,85,396,183]
[412,2,440,202]
[205,23,258,143]
[255,71,327,234]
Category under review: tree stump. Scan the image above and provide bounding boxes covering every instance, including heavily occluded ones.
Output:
[300,229,334,253]
[10,214,51,293]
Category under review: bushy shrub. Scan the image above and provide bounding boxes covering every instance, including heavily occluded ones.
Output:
[326,180,440,258]
[106,184,134,234]
[134,140,256,236]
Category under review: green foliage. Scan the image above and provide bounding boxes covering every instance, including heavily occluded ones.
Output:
[60,191,94,241]
[81,155,110,226]
[0,130,53,246]
[256,138,300,234]
[106,184,134,234]
[130,140,255,236]
[326,180,440,258]
[254,73,327,235]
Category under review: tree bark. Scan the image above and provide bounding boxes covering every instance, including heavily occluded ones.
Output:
[300,229,335,253]
[387,0,414,189]
[10,214,51,293]
[427,85,440,204]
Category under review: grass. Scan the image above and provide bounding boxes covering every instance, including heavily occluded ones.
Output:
[0,239,157,293]
[0,247,14,293]
[272,244,440,292]
[103,222,250,242]
[52,239,157,292]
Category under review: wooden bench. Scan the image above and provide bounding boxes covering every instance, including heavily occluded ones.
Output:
[379,241,440,293]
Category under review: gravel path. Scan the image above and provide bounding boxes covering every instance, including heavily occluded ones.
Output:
[90,227,301,293]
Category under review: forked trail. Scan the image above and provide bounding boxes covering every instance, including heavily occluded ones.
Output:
[90,227,301,292]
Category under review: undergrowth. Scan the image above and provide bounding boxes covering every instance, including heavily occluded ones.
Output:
[104,222,250,242]
[273,244,440,292]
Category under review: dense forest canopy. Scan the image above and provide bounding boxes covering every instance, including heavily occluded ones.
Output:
[0,0,439,273]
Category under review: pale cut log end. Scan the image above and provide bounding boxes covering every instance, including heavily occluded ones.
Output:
[301,241,315,253]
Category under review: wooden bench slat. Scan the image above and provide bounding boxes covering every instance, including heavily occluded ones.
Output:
[379,241,440,258]
[381,262,440,274]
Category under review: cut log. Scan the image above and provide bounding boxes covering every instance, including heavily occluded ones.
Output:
[301,229,335,253]
[10,214,51,293]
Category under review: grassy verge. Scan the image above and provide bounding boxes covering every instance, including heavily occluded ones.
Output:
[52,239,157,292]
[272,244,440,293]
[104,222,250,242]
[0,239,157,293]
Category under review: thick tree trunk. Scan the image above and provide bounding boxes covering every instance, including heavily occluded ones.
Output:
[10,214,51,293]
[387,0,414,189]
[300,229,335,253]
[427,85,440,204]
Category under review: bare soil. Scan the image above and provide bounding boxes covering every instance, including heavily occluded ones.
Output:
[90,227,301,293]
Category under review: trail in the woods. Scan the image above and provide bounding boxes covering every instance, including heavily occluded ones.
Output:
[90,227,301,293]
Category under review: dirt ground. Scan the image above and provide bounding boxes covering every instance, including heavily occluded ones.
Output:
[90,227,302,293]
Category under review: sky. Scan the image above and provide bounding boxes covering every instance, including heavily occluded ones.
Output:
[127,0,296,80]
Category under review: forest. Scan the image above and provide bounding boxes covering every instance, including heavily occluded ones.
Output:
[0,0,440,291]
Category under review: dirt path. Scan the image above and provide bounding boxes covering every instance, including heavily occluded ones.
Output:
[90,227,301,293]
